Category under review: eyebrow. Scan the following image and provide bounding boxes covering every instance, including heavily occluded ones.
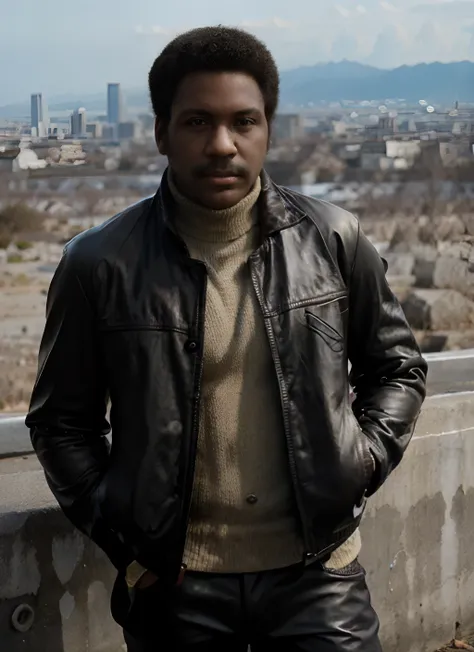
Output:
[178,107,263,118]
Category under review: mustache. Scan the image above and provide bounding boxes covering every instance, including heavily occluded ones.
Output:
[194,163,247,178]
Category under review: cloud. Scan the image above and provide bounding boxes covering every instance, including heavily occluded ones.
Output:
[135,25,177,36]
[240,17,296,29]
[412,1,474,16]
[135,17,296,37]
[335,5,351,17]
[356,5,368,14]
[379,1,400,12]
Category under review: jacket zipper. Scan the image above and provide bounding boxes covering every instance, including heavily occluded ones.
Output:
[249,252,312,551]
[175,262,208,582]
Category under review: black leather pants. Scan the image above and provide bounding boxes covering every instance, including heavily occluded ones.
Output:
[123,559,382,651]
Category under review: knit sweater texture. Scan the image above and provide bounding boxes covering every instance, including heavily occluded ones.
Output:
[166,174,361,573]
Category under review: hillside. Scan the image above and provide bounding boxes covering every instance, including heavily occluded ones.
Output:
[279,60,474,105]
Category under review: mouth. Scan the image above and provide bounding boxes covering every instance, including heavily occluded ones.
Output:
[205,174,240,186]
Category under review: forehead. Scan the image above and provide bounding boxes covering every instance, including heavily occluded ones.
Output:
[172,71,265,116]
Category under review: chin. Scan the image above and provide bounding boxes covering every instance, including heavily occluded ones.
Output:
[200,189,246,211]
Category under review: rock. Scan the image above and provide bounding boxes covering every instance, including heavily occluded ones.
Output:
[411,244,439,262]
[411,245,439,288]
[443,330,474,350]
[435,215,466,241]
[413,259,435,288]
[433,242,474,301]
[384,252,415,277]
[418,221,437,245]
[401,289,474,331]
[387,276,416,294]
[462,214,474,237]
[418,333,448,353]
[388,222,420,252]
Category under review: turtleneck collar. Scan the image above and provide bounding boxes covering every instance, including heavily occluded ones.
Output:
[168,171,261,244]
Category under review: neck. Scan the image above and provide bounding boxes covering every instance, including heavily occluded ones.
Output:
[167,171,262,243]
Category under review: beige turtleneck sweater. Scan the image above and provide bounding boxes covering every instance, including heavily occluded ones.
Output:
[167,174,362,573]
[126,175,361,583]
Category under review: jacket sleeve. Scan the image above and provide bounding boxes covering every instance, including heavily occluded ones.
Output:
[348,224,428,496]
[25,247,134,570]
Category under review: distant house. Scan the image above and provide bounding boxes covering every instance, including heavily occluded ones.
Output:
[386,140,421,168]
[439,140,472,167]
[0,147,19,173]
[272,114,304,143]
[336,143,362,168]
[360,141,387,171]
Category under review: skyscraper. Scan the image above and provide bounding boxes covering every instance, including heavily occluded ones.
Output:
[107,83,123,125]
[31,93,49,138]
[70,108,87,137]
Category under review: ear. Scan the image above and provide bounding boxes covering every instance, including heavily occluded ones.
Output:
[266,123,272,153]
[154,118,168,156]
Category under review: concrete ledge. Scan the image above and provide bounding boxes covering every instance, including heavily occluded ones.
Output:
[424,349,474,397]
[1,392,474,651]
[361,391,474,652]
[0,416,33,458]
[0,458,54,515]
[1,348,472,459]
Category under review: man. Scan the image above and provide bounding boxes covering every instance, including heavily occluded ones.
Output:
[26,26,427,652]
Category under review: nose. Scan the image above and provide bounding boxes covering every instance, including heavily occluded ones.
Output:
[205,126,237,158]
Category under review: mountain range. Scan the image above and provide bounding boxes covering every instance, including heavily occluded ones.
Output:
[278,60,474,105]
[1,60,473,119]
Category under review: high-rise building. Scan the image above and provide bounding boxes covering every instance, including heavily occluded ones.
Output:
[70,107,87,137]
[86,122,101,139]
[102,125,116,140]
[31,93,49,138]
[107,83,123,125]
[118,121,137,140]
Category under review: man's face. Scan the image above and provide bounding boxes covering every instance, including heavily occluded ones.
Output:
[156,71,269,210]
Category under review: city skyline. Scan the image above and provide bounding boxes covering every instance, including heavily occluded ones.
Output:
[2,0,474,103]
[26,82,131,138]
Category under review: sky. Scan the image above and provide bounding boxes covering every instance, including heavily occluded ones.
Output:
[1,0,474,103]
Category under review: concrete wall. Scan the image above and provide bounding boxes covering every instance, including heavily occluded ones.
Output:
[0,456,122,652]
[1,391,474,651]
[361,391,474,651]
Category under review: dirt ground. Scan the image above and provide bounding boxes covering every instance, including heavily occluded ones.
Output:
[437,640,474,652]
[0,262,51,411]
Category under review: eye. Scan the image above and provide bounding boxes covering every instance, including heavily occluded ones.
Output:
[187,117,208,127]
[235,117,256,128]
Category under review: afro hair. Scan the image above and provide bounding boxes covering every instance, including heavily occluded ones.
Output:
[148,26,280,124]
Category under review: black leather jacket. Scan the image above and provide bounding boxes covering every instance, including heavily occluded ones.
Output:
[26,170,427,583]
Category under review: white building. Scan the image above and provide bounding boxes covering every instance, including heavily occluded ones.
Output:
[385,140,421,167]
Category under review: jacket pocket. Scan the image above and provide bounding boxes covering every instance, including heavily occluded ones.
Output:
[321,558,365,577]
[304,295,347,353]
[305,311,344,353]
[89,477,135,571]
[350,414,374,499]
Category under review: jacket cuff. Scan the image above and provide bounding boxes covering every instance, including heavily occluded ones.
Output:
[125,561,148,588]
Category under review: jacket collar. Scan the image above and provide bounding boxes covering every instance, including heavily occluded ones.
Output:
[154,167,305,239]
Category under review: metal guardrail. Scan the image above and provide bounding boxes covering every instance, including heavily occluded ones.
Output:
[1,348,473,459]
